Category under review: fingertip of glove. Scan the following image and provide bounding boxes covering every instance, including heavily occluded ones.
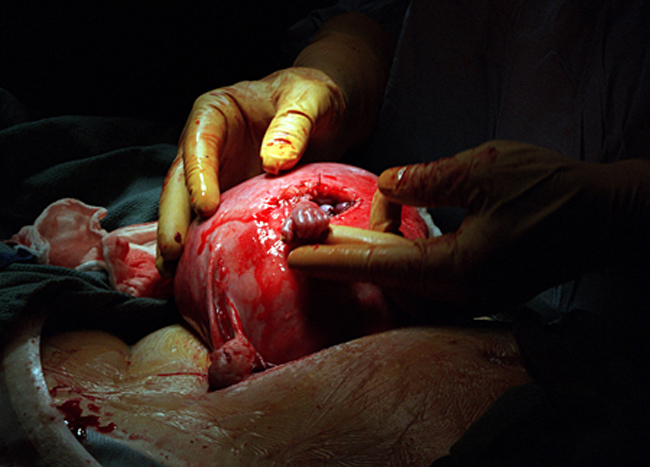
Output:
[377,166,407,193]
[155,252,178,278]
[262,153,300,175]
[190,191,220,218]
[157,233,183,259]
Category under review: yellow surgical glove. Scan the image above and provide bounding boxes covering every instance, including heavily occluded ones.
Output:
[157,12,395,274]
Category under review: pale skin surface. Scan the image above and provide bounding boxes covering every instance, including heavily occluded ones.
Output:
[37,324,530,466]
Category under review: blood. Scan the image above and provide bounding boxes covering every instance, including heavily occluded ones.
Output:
[267,138,293,147]
[96,422,117,434]
[56,399,116,440]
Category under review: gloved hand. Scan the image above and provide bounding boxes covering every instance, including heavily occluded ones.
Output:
[156,68,346,268]
[157,12,395,274]
[288,140,650,315]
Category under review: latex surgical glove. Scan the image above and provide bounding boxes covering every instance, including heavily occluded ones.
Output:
[156,68,345,269]
[288,140,650,315]
[157,12,395,274]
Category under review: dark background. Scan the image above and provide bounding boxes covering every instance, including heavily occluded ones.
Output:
[1,1,334,126]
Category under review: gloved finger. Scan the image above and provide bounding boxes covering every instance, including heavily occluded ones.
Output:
[261,110,313,174]
[182,92,243,217]
[155,247,178,278]
[324,224,412,246]
[157,154,192,265]
[376,143,504,210]
[368,189,402,234]
[261,78,344,174]
[287,235,460,300]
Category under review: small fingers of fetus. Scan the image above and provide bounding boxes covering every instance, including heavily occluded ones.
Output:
[282,200,330,242]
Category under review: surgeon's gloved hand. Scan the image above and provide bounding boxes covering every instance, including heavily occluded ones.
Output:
[156,68,346,267]
[156,12,395,275]
[288,140,650,316]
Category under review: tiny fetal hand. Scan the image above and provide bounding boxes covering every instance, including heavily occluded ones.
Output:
[288,140,604,314]
[157,68,347,271]
[281,200,331,243]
